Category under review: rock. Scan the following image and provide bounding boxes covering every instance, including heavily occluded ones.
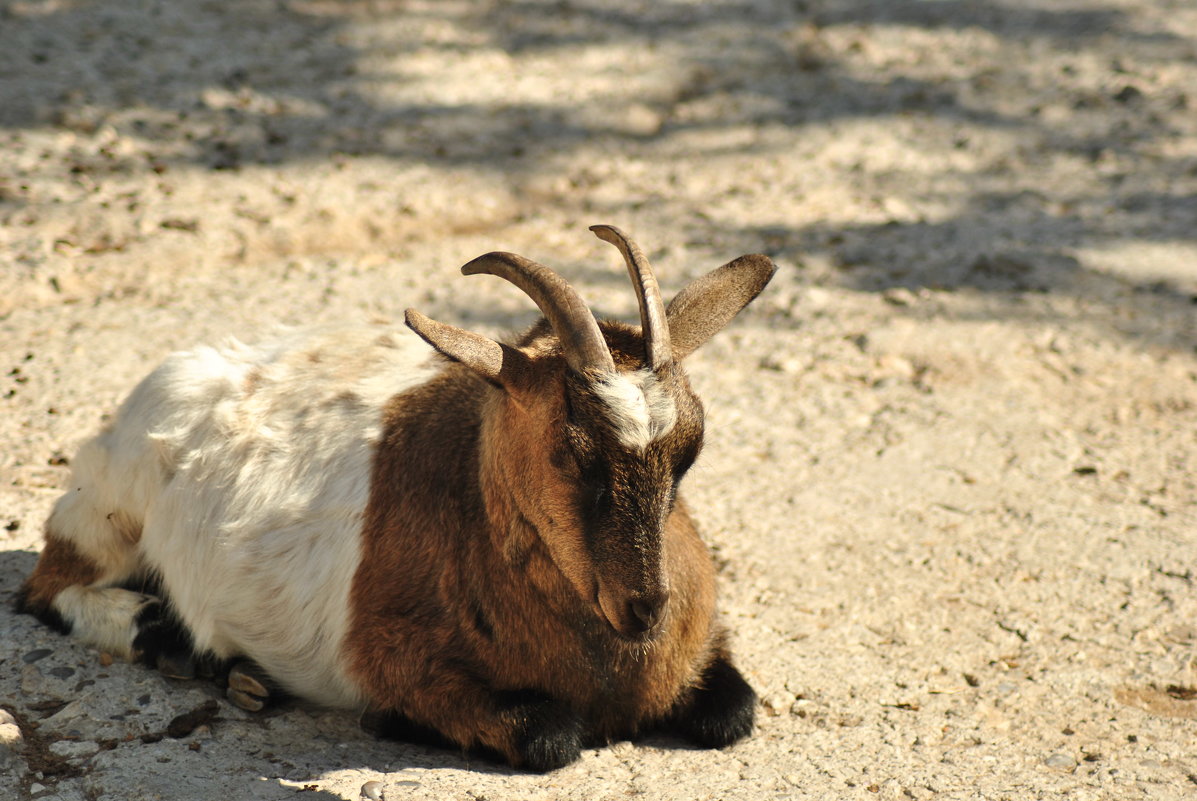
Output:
[615,104,664,138]
[22,648,53,664]
[42,699,90,726]
[20,664,50,696]
[876,354,916,381]
[0,711,23,771]
[49,740,100,759]
[166,700,220,739]
[970,253,1032,279]
[1044,753,1077,772]
[760,690,796,717]
[1113,85,1144,104]
[881,287,918,307]
[803,287,832,309]
[759,354,806,374]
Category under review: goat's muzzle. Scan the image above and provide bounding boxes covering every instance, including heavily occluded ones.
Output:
[597,583,671,640]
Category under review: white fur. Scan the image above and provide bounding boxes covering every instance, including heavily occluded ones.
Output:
[52,586,155,659]
[592,370,678,450]
[48,325,437,708]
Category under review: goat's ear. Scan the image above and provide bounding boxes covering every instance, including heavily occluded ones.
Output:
[405,309,533,388]
[665,254,776,360]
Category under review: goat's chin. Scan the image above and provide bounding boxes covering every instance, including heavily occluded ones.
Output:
[611,620,664,643]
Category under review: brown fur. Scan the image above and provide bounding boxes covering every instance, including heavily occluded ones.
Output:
[345,324,724,765]
[20,534,102,611]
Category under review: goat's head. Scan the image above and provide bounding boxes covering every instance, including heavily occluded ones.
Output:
[406,225,775,640]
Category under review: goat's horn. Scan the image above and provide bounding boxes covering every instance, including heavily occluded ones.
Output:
[462,251,616,375]
[589,225,672,370]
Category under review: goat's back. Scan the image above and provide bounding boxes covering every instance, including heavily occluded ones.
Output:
[76,325,438,706]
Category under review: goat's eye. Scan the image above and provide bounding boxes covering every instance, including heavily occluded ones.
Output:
[578,482,608,518]
[589,485,607,514]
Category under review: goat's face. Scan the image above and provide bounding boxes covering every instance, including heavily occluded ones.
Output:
[478,342,703,640]
[405,225,775,639]
[557,360,704,639]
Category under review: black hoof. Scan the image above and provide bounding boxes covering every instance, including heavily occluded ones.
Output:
[131,597,197,677]
[13,584,71,635]
[669,655,756,748]
[155,651,197,680]
[498,690,584,773]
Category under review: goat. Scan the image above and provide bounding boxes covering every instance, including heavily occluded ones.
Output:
[17,225,775,771]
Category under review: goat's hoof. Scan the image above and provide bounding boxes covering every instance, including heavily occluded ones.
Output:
[497,690,584,772]
[155,651,197,681]
[227,687,267,712]
[132,597,198,678]
[226,661,271,711]
[670,654,756,748]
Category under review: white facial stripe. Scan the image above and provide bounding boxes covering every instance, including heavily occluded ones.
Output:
[593,370,678,450]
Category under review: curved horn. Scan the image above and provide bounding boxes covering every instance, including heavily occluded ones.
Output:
[589,224,672,370]
[462,251,615,374]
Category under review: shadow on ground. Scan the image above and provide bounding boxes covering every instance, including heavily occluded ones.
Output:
[1,1,1193,331]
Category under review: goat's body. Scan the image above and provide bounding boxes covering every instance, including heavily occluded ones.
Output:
[35,326,438,707]
[31,323,723,730]
[22,227,771,770]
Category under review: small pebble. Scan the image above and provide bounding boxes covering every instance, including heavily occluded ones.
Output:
[47,667,76,679]
[0,713,23,771]
[760,691,795,717]
[166,699,219,738]
[22,649,53,664]
[49,740,100,759]
[881,287,917,307]
[361,780,384,800]
[1044,753,1077,772]
[759,354,805,374]
[98,652,114,667]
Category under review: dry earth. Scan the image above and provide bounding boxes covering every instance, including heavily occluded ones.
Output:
[3,0,1197,799]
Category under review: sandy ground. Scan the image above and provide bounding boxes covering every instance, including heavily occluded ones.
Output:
[3,0,1197,798]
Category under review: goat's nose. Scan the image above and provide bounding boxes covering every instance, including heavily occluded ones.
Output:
[628,590,669,632]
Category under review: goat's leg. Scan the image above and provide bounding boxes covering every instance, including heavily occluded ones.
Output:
[17,524,153,661]
[664,649,756,748]
[484,688,585,771]
[129,591,204,678]
[17,433,177,667]
[225,660,276,712]
[365,663,585,772]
